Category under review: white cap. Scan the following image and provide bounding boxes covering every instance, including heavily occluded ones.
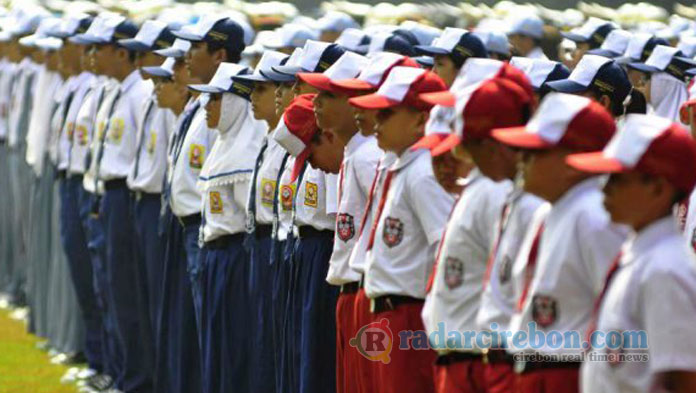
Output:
[19,17,61,47]
[509,57,560,89]
[620,33,653,62]
[266,23,318,49]
[335,28,370,53]
[127,20,167,47]
[560,55,612,87]
[316,11,358,33]
[602,114,673,166]
[508,14,544,39]
[678,35,696,58]
[237,50,289,82]
[322,52,369,81]
[399,21,442,46]
[154,38,192,58]
[173,14,226,41]
[189,62,250,94]
[357,52,411,87]
[474,30,510,56]
[451,58,505,91]
[593,29,632,57]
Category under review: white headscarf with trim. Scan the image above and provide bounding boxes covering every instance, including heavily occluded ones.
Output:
[649,72,688,126]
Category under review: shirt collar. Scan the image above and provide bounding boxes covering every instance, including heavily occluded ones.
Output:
[548,176,602,221]
[345,132,369,157]
[119,69,141,93]
[622,215,678,266]
[391,147,427,171]
[379,151,398,170]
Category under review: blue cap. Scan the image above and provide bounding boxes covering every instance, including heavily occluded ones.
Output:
[414,56,434,68]
[235,50,289,83]
[50,14,93,39]
[510,57,570,91]
[260,49,299,83]
[545,55,631,105]
[627,45,696,82]
[368,31,417,57]
[189,62,253,100]
[272,40,345,76]
[415,27,487,66]
[561,20,615,49]
[118,20,176,52]
[173,15,245,55]
[142,57,176,78]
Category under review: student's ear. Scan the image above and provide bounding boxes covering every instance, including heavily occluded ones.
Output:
[114,47,129,62]
[211,48,227,67]
[599,94,612,112]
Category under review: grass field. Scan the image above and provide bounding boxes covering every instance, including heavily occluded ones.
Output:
[0,310,76,393]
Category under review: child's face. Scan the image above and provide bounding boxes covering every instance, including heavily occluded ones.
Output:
[137,52,163,79]
[354,106,377,136]
[205,93,222,129]
[602,171,666,228]
[313,90,355,133]
[431,151,468,194]
[292,79,317,98]
[187,41,218,83]
[91,44,116,76]
[519,147,571,201]
[465,138,518,181]
[375,105,425,154]
[250,81,278,124]
[433,54,458,88]
[274,82,294,117]
[309,130,344,174]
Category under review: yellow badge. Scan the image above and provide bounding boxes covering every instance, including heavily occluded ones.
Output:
[109,118,125,144]
[96,121,106,140]
[209,191,223,214]
[304,182,318,208]
[260,178,276,207]
[66,122,75,139]
[280,184,296,211]
[189,144,205,169]
[147,132,157,155]
[76,125,88,146]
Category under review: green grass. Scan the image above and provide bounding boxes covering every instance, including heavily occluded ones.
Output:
[0,310,76,393]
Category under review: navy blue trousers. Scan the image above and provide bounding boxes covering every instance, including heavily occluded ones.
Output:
[59,176,104,372]
[101,185,153,393]
[271,238,288,392]
[282,231,338,393]
[247,234,276,393]
[199,234,250,393]
[79,188,120,379]
[132,194,165,339]
[154,211,201,393]
[184,221,204,342]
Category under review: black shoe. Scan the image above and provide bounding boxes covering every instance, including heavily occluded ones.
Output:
[83,374,114,392]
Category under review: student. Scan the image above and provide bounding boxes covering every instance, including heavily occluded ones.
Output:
[509,57,570,100]
[561,18,615,69]
[298,51,378,393]
[616,33,669,86]
[491,93,626,393]
[421,76,535,393]
[234,49,288,393]
[348,67,453,393]
[188,63,264,393]
[586,29,632,59]
[415,27,488,87]
[84,15,155,393]
[507,14,547,59]
[565,114,696,393]
[545,55,632,118]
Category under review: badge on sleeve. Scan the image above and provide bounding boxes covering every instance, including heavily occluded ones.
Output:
[304,182,318,207]
[336,213,355,242]
[76,125,88,146]
[532,294,558,328]
[209,191,223,214]
[444,257,464,289]
[382,217,404,248]
[280,184,296,211]
[189,144,205,169]
[261,179,276,207]
[66,122,75,139]
[109,118,125,144]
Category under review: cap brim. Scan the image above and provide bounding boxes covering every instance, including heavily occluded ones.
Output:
[69,34,100,45]
[419,90,455,107]
[331,78,375,93]
[626,62,661,74]
[686,68,696,77]
[188,84,225,94]
[348,93,400,109]
[117,38,152,52]
[297,73,333,92]
[544,79,588,93]
[415,56,434,68]
[260,68,296,83]
[272,65,303,76]
[587,48,621,58]
[491,127,554,149]
[414,45,450,56]
[411,133,450,151]
[141,66,172,78]
[561,32,589,43]
[153,47,185,58]
[431,134,462,157]
[172,30,203,42]
[565,152,627,173]
[234,73,272,83]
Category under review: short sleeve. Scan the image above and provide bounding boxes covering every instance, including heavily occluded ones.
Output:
[577,210,626,294]
[409,170,455,245]
[325,172,339,215]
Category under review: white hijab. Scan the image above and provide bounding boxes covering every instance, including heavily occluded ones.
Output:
[649,72,689,126]
[198,92,265,190]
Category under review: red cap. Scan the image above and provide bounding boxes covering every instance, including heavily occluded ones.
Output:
[492,93,615,152]
[348,67,447,111]
[567,114,696,193]
[281,94,319,182]
[297,73,336,93]
[431,77,532,156]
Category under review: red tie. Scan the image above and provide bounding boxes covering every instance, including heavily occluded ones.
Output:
[585,252,622,350]
[357,164,382,239]
[516,222,545,311]
[425,199,460,293]
[482,201,512,290]
[366,170,394,251]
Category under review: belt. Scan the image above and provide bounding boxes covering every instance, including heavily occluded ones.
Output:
[204,233,244,249]
[104,178,128,190]
[298,226,334,239]
[514,359,582,374]
[436,352,483,365]
[359,274,365,288]
[483,348,515,365]
[67,173,83,182]
[57,170,67,180]
[254,224,273,239]
[131,191,161,201]
[370,294,423,314]
[340,281,360,294]
[177,213,201,228]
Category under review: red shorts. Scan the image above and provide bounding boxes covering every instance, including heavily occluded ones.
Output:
[336,291,358,393]
[433,358,486,393]
[515,367,579,393]
[483,361,514,393]
[353,289,376,393]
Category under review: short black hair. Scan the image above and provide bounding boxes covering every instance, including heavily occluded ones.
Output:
[206,40,241,64]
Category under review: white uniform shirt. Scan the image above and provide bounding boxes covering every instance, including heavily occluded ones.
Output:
[57,72,94,171]
[169,97,217,217]
[70,76,109,176]
[527,47,549,60]
[127,95,175,193]
[348,152,396,275]
[422,169,511,344]
[364,148,455,299]
[8,58,40,148]
[326,134,382,286]
[581,216,696,393]
[508,177,627,357]
[98,70,152,181]
[295,167,338,232]
[83,79,120,194]
[682,188,696,249]
[0,59,16,140]
[249,123,290,226]
[476,188,547,332]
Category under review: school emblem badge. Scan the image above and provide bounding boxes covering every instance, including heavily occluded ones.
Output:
[109,118,125,144]
[281,184,294,211]
[532,294,558,328]
[498,256,513,284]
[444,257,464,289]
[305,182,318,207]
[189,144,205,169]
[209,191,223,214]
[382,217,403,248]
[261,179,276,207]
[147,132,157,155]
[336,213,355,242]
[76,125,88,146]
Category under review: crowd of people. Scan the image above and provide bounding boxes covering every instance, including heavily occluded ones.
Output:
[1,1,696,393]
